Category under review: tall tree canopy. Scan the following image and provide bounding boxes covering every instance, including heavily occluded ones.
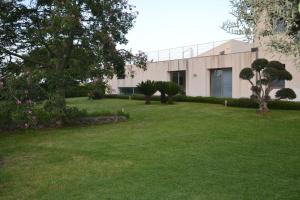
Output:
[223,0,300,64]
[0,0,146,104]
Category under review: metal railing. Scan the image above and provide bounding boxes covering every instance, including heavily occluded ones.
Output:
[145,37,248,62]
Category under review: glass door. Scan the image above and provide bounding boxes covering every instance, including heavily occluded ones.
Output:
[210,68,232,98]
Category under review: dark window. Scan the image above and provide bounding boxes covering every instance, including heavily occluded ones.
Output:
[118,74,126,80]
[170,70,186,92]
[119,87,140,95]
[271,79,285,88]
[271,64,286,88]
[274,18,286,33]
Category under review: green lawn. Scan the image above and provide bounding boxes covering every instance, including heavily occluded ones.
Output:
[1,98,300,200]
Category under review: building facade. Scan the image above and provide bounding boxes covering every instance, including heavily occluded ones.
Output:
[107,39,300,101]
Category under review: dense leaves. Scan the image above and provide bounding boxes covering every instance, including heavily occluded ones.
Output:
[165,82,180,104]
[223,0,300,65]
[0,0,146,129]
[240,68,254,80]
[276,88,297,100]
[137,80,157,104]
[155,81,168,104]
[240,58,296,113]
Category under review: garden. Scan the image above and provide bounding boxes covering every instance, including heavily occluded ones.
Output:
[1,98,300,199]
[1,0,300,199]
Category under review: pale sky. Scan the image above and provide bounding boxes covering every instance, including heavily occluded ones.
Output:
[123,0,239,52]
[22,0,239,53]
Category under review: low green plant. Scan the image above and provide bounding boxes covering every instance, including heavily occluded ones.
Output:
[88,90,105,100]
[137,80,157,104]
[156,81,168,104]
[165,82,180,104]
[104,94,300,110]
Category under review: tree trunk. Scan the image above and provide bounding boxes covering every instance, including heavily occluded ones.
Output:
[55,60,66,109]
[145,96,151,104]
[258,101,269,114]
[160,92,167,104]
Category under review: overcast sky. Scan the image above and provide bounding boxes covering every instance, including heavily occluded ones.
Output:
[122,0,239,52]
[21,0,240,52]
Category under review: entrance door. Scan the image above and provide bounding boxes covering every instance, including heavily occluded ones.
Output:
[210,68,232,98]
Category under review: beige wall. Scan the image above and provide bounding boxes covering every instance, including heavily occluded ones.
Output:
[254,38,300,101]
[108,39,300,101]
[108,51,257,98]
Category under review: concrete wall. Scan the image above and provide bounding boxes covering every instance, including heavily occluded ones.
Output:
[108,51,257,98]
[108,39,300,101]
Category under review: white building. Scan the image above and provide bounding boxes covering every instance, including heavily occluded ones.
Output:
[108,39,300,101]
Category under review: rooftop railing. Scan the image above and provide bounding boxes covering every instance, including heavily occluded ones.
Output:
[145,37,249,62]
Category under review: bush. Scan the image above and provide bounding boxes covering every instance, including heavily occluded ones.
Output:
[104,94,300,110]
[155,81,168,104]
[137,80,157,104]
[66,85,91,98]
[165,82,180,104]
[0,102,13,130]
[88,89,105,100]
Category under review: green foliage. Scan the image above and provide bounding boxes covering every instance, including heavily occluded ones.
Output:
[88,90,105,100]
[223,0,300,65]
[240,58,296,113]
[66,85,91,98]
[240,68,254,80]
[275,88,297,100]
[155,81,168,104]
[0,101,13,130]
[104,94,300,110]
[251,59,269,72]
[137,80,157,104]
[0,0,147,130]
[88,83,106,100]
[165,82,180,104]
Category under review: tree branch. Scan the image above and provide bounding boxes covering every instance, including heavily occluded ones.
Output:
[1,47,51,68]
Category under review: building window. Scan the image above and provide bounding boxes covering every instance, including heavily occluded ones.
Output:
[273,17,286,33]
[170,70,186,92]
[271,79,285,88]
[271,64,286,88]
[210,68,232,98]
[119,87,140,95]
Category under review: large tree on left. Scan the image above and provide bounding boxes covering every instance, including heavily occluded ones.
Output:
[0,0,146,108]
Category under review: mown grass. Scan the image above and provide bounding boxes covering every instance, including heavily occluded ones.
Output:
[0,98,300,200]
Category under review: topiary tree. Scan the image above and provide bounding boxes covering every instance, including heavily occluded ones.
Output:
[137,80,157,104]
[240,58,296,113]
[165,82,180,104]
[155,81,168,104]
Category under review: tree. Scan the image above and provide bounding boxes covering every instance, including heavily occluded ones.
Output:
[240,58,296,113]
[223,0,300,65]
[0,0,147,110]
[155,81,168,104]
[137,80,157,104]
[165,82,180,104]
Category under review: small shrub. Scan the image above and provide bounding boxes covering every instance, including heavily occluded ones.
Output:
[116,110,130,119]
[66,85,91,98]
[156,81,168,104]
[88,89,104,100]
[165,82,180,104]
[137,80,157,104]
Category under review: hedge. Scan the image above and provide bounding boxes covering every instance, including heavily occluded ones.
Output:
[104,94,300,110]
[66,85,91,98]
